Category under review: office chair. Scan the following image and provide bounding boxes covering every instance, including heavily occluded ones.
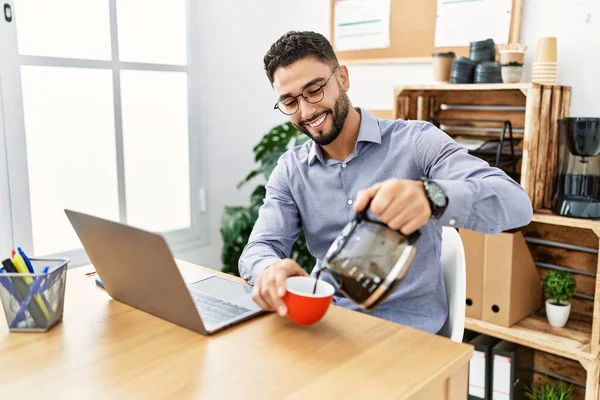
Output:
[438,227,467,343]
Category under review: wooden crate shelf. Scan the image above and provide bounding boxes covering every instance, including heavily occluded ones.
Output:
[533,210,600,234]
[391,83,599,399]
[466,316,599,400]
[393,83,572,210]
[465,316,593,364]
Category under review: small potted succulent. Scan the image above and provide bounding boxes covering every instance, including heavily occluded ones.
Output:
[542,270,577,328]
[499,43,527,83]
[501,61,525,83]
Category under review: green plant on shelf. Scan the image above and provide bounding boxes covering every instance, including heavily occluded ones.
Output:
[524,379,573,400]
[501,61,524,67]
[542,270,577,305]
[220,121,316,276]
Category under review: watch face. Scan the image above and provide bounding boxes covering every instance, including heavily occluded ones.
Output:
[428,183,447,207]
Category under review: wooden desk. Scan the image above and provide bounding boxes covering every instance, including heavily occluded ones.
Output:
[0,261,472,399]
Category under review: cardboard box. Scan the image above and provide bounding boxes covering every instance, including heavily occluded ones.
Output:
[460,229,486,319]
[482,231,542,327]
[460,229,542,327]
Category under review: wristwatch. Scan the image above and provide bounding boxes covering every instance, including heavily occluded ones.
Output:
[420,177,448,219]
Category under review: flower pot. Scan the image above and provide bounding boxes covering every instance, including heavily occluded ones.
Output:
[499,50,525,65]
[545,299,571,327]
[501,65,523,83]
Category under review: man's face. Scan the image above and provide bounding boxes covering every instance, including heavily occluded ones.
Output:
[272,57,350,146]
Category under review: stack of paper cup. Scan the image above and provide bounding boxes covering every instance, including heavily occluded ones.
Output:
[532,37,557,84]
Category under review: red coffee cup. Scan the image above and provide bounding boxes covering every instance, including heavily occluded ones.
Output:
[283,276,335,325]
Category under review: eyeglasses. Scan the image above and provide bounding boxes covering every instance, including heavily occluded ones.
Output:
[274,67,338,116]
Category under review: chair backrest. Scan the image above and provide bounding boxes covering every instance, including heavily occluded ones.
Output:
[438,227,466,343]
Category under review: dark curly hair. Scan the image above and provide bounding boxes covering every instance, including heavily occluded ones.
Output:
[264,31,339,84]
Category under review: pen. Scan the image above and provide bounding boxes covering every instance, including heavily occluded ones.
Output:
[95,278,105,289]
[18,247,35,273]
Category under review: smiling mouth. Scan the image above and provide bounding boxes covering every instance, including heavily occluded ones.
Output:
[305,113,328,130]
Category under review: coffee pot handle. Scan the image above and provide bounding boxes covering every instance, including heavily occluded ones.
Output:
[358,199,421,245]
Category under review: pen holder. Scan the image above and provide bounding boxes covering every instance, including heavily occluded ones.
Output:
[0,258,68,332]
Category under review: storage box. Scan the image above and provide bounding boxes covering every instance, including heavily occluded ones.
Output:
[460,229,542,327]
[460,229,486,320]
[482,231,542,327]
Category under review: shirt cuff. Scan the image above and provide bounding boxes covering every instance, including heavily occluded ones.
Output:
[249,257,280,285]
[430,179,473,228]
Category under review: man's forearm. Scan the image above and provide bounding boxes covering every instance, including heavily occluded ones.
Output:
[239,242,282,285]
[433,176,533,234]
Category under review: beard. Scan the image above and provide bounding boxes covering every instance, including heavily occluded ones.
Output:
[294,91,350,146]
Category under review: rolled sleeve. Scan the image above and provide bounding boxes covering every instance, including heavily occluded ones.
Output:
[238,155,301,285]
[415,122,532,233]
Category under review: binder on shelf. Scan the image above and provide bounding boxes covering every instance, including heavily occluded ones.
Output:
[460,229,486,319]
[468,334,500,400]
[463,329,479,344]
[491,340,534,400]
[482,231,542,327]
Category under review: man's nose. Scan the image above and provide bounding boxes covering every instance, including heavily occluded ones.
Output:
[298,97,318,121]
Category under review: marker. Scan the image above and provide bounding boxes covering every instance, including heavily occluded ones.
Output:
[18,247,35,273]
[11,253,50,318]
[0,268,20,302]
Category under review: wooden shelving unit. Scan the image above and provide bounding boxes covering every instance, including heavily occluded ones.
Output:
[392,84,599,399]
[465,213,600,400]
[465,316,594,364]
[394,83,571,210]
[533,209,600,235]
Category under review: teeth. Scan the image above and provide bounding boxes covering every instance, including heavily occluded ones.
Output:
[308,114,326,128]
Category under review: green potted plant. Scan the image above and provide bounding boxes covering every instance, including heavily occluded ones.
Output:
[220,122,315,276]
[525,379,573,400]
[542,270,577,328]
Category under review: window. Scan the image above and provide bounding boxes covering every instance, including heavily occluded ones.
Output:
[0,0,205,266]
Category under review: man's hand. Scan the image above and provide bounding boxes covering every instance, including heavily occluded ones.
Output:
[353,179,432,235]
[252,259,308,316]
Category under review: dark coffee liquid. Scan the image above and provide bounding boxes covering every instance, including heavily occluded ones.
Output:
[553,173,600,218]
[312,269,322,294]
[326,257,386,304]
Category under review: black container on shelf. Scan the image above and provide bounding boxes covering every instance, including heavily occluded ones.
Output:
[450,56,477,83]
[470,38,496,62]
[474,61,503,83]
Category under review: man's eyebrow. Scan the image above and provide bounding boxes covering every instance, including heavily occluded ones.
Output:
[277,76,326,102]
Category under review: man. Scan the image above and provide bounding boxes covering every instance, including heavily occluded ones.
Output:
[239,31,532,334]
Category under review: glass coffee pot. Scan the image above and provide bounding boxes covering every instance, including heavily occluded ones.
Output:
[318,202,421,310]
[553,118,600,219]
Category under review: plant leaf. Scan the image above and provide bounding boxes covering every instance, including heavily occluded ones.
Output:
[220,121,315,277]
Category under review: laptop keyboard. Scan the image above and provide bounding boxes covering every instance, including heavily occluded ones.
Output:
[192,291,251,326]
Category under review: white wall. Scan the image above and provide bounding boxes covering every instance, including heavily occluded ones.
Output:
[180,0,600,269]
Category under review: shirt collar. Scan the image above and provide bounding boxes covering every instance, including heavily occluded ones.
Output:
[308,107,382,166]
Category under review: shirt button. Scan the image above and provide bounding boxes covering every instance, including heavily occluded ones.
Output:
[342,163,347,168]
[347,199,353,205]
[449,218,456,226]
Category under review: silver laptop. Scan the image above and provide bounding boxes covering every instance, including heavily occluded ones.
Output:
[65,209,263,335]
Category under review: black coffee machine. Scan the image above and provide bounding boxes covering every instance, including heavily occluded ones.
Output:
[553,118,600,219]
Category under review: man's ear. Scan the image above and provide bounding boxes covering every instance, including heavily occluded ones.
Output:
[338,65,350,91]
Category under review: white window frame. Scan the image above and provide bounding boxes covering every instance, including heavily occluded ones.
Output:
[0,0,207,267]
